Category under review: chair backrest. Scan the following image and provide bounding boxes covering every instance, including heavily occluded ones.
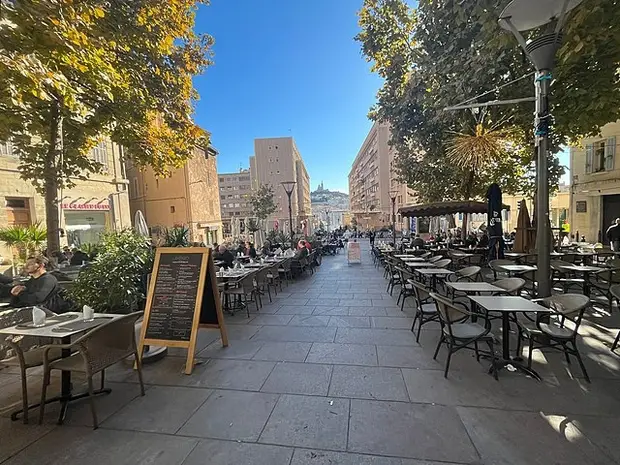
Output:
[429,292,467,331]
[411,280,431,310]
[540,294,589,320]
[611,283,620,300]
[492,277,525,295]
[420,252,432,259]
[488,259,514,272]
[428,255,443,263]
[561,253,577,264]
[74,312,143,373]
[550,260,575,270]
[455,266,481,281]
[280,258,292,271]
[255,266,271,284]
[433,258,451,268]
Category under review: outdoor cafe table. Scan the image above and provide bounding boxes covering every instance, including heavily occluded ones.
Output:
[0,311,125,424]
[554,264,603,296]
[399,256,427,262]
[445,282,504,298]
[469,296,551,380]
[499,264,537,277]
[412,268,452,291]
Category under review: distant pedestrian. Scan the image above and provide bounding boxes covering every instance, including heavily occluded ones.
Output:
[369,230,375,247]
[607,218,620,251]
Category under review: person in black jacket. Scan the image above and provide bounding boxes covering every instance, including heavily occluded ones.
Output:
[215,245,235,269]
[10,256,59,308]
[606,218,620,251]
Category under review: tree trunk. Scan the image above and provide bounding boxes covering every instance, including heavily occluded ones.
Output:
[461,170,475,240]
[44,100,61,258]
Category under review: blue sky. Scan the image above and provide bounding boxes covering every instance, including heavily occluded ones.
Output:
[192,1,570,193]
[193,0,381,193]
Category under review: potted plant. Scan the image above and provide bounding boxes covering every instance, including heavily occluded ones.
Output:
[0,223,47,273]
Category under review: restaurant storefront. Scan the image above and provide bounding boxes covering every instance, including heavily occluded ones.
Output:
[61,199,113,247]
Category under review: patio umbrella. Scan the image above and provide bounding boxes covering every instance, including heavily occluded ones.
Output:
[486,183,505,260]
[514,200,535,253]
[134,210,149,237]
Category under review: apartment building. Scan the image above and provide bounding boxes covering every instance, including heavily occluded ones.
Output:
[0,139,131,257]
[570,121,620,243]
[126,145,222,245]
[250,137,312,234]
[348,121,415,231]
[218,168,252,237]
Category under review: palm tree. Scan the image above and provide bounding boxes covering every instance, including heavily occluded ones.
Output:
[445,113,514,237]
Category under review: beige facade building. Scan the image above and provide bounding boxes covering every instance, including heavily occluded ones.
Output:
[348,122,415,231]
[499,187,569,233]
[0,139,131,258]
[127,146,222,245]
[570,120,620,243]
[250,137,312,234]
[218,168,252,237]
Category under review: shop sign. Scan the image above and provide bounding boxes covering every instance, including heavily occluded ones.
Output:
[575,201,587,213]
[61,202,110,211]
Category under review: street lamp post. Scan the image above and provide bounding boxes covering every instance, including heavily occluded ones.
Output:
[499,0,582,297]
[390,191,398,245]
[281,181,296,246]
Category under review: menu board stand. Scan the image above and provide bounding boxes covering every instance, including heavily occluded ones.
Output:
[347,241,361,264]
[137,247,228,375]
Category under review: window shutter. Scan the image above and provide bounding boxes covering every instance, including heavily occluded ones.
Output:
[605,136,616,171]
[585,144,593,173]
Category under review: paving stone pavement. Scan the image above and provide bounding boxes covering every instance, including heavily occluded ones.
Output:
[2,239,620,464]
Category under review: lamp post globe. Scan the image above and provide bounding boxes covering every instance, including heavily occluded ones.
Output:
[498,0,582,298]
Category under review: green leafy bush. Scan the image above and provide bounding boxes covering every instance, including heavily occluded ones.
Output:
[0,223,47,267]
[68,230,153,313]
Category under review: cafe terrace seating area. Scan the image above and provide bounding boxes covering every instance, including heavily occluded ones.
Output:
[1,239,620,465]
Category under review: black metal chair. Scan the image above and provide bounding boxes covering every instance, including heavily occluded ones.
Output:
[396,266,415,311]
[409,281,440,342]
[516,294,591,383]
[429,292,498,379]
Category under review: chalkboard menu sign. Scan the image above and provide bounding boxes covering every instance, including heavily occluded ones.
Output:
[138,247,228,375]
[145,253,202,341]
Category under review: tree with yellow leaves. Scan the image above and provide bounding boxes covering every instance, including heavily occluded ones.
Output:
[0,0,213,254]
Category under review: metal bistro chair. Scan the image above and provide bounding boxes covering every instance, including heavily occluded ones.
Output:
[386,257,402,296]
[254,266,273,306]
[1,307,62,424]
[38,312,145,429]
[516,294,591,383]
[429,292,498,379]
[428,255,443,264]
[447,266,481,283]
[278,258,293,286]
[608,284,620,351]
[266,263,283,294]
[410,281,439,342]
[396,266,415,311]
[221,271,259,317]
[589,267,620,312]
[488,259,515,281]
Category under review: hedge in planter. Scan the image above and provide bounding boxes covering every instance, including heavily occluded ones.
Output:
[68,230,154,313]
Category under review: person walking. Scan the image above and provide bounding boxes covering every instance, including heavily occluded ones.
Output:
[606,218,620,251]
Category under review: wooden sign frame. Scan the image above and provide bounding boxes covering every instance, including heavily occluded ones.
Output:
[137,247,228,374]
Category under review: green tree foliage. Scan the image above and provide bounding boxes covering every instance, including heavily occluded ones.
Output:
[0,0,213,254]
[250,184,277,222]
[356,0,620,202]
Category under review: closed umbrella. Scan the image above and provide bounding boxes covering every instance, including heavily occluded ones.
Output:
[514,200,534,253]
[486,183,505,260]
[134,210,149,237]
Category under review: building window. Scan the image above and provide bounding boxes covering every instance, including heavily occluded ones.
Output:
[586,137,616,173]
[219,177,224,183]
[170,206,175,213]
[91,140,109,169]
[0,140,14,157]
[132,178,140,198]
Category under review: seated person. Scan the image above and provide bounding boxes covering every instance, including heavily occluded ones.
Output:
[478,232,489,247]
[412,235,425,248]
[294,245,309,260]
[260,241,273,257]
[216,245,235,269]
[69,249,89,266]
[236,242,246,256]
[10,256,59,308]
[247,242,257,259]
[464,234,479,247]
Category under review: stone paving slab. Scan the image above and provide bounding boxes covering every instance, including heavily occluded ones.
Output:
[2,241,620,465]
[178,389,279,441]
[259,394,349,451]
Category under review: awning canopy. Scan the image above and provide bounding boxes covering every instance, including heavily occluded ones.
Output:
[399,201,510,218]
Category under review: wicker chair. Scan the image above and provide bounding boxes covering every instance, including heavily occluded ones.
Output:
[609,284,620,351]
[395,267,415,311]
[266,263,282,293]
[410,280,440,342]
[1,307,62,424]
[447,266,481,283]
[428,255,443,264]
[433,258,452,269]
[278,258,293,285]
[220,272,259,317]
[254,266,273,306]
[515,294,591,382]
[38,312,145,429]
[488,259,515,280]
[385,257,401,295]
[429,292,498,379]
[492,277,526,296]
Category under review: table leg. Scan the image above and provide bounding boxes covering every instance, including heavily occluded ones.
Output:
[58,337,72,425]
